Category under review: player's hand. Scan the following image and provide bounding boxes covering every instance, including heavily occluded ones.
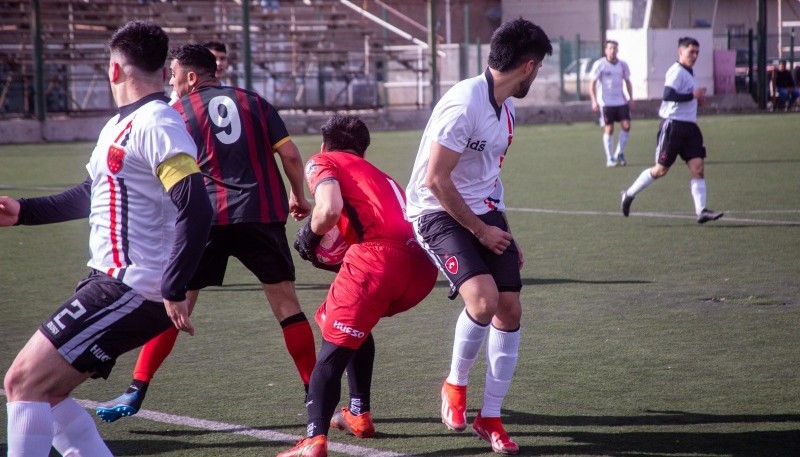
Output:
[289,194,312,221]
[0,196,21,227]
[591,101,599,112]
[515,240,525,270]
[294,220,323,262]
[628,99,635,110]
[164,298,194,335]
[475,224,513,255]
[694,87,707,106]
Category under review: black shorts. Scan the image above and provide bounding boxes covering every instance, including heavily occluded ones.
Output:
[188,222,295,289]
[413,211,522,300]
[655,119,706,167]
[39,270,173,379]
[601,105,631,125]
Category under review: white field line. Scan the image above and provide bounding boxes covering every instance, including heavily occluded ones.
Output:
[506,207,800,226]
[0,390,413,457]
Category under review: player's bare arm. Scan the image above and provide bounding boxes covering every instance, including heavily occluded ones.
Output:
[0,196,20,226]
[276,139,312,221]
[310,180,342,235]
[589,78,599,111]
[425,141,512,255]
[626,78,635,109]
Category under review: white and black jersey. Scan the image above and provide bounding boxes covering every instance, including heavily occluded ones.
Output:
[87,96,198,301]
[659,62,698,123]
[406,69,515,220]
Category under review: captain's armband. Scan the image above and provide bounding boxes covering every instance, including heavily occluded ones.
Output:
[157,153,201,191]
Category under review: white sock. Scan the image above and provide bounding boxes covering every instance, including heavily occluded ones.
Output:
[616,130,629,157]
[51,397,113,457]
[481,326,520,418]
[7,401,54,457]
[626,169,655,197]
[603,133,613,161]
[690,178,707,215]
[446,309,489,386]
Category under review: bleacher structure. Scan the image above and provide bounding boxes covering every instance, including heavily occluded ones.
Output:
[0,0,459,118]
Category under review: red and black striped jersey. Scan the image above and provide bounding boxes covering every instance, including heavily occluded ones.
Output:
[173,86,291,225]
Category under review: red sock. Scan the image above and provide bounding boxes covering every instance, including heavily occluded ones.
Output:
[280,314,317,386]
[133,325,180,382]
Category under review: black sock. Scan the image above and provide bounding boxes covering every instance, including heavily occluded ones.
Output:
[346,333,374,414]
[126,379,149,397]
[305,341,355,437]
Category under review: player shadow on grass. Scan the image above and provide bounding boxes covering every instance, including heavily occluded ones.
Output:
[99,438,298,456]
[390,409,800,457]
[198,283,332,292]
[433,278,652,289]
[91,409,800,456]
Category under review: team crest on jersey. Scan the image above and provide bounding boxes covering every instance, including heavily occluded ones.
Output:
[107,145,126,174]
[444,255,459,275]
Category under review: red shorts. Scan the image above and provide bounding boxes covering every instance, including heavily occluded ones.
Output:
[315,240,438,349]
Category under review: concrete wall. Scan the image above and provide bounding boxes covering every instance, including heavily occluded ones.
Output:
[502,0,602,41]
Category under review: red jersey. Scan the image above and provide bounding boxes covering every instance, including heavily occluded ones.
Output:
[304,152,413,244]
[172,86,291,225]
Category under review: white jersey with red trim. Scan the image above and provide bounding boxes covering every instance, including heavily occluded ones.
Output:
[406,70,514,220]
[86,99,198,301]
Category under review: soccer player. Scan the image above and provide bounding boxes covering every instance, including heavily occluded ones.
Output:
[406,18,552,455]
[203,40,230,85]
[96,43,316,422]
[589,40,634,167]
[1,21,212,456]
[620,37,723,224]
[278,114,438,457]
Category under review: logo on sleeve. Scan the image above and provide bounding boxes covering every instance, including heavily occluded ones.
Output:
[107,145,126,174]
[445,255,459,274]
[466,138,487,152]
[304,160,317,180]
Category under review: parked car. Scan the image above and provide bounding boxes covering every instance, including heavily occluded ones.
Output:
[562,57,595,97]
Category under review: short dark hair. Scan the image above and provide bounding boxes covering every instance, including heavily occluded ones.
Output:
[203,41,227,54]
[678,37,700,48]
[321,114,370,157]
[605,40,619,47]
[109,21,169,73]
[779,59,788,66]
[169,44,217,77]
[488,17,552,72]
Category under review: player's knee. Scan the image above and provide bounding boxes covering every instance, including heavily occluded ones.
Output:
[652,166,669,179]
[466,298,499,323]
[4,364,28,401]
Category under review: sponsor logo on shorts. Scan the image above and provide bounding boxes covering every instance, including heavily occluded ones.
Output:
[333,320,365,339]
[45,321,60,335]
[90,344,112,362]
[445,255,459,274]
